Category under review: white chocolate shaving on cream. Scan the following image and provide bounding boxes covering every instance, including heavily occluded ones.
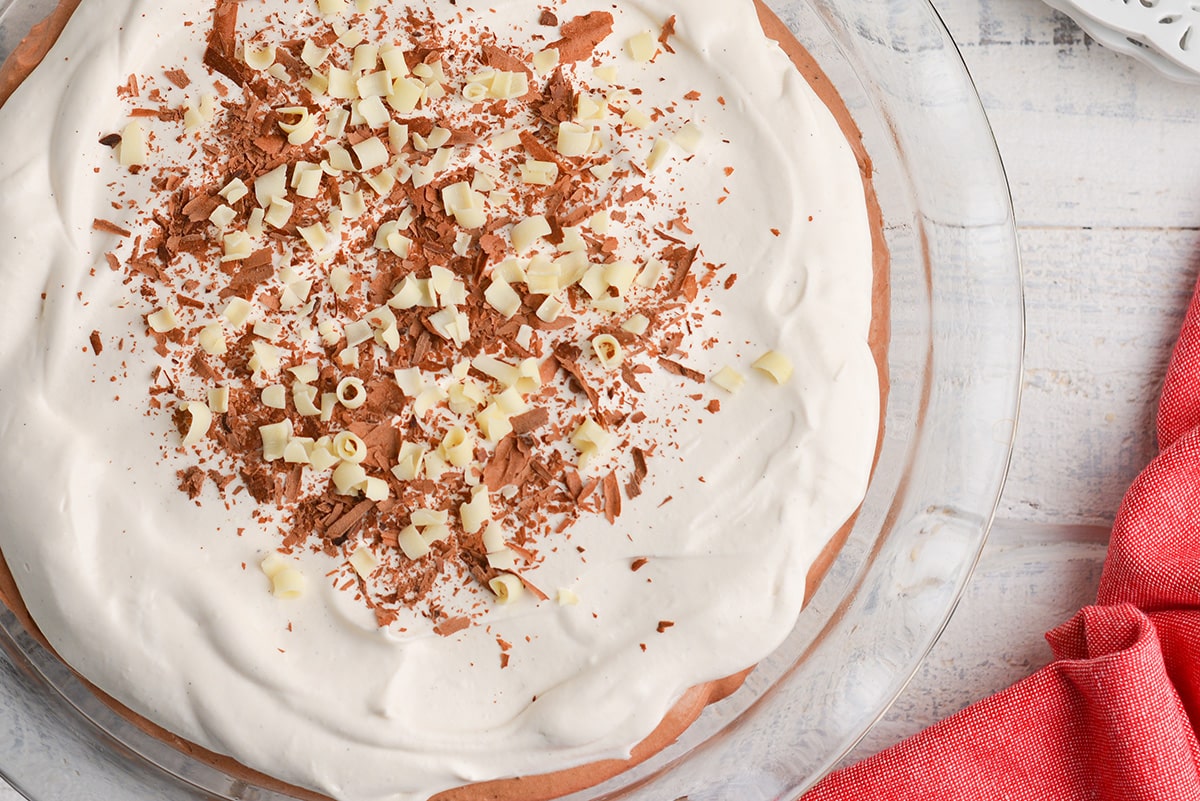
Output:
[260,553,306,599]
[488,573,525,604]
[752,350,795,384]
[179,401,212,447]
[712,366,746,393]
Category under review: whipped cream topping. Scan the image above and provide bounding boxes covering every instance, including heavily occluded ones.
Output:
[0,2,878,800]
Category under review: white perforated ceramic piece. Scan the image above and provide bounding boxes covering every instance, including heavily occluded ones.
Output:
[1043,0,1200,82]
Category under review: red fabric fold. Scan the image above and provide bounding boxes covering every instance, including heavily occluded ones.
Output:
[1047,606,1200,799]
[805,605,1200,800]
[1098,428,1200,613]
[1156,277,1200,449]
[802,276,1200,799]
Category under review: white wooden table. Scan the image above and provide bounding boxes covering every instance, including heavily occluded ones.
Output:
[848,0,1200,763]
[2,0,1197,796]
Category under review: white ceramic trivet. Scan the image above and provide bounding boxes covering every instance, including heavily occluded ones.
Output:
[1042,0,1200,83]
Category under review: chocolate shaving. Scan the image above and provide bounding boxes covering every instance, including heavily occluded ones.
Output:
[253,134,286,155]
[433,616,471,637]
[538,9,558,26]
[203,46,244,86]
[227,249,274,294]
[510,407,549,435]
[481,44,531,77]
[529,459,555,484]
[89,330,103,355]
[626,447,648,499]
[189,351,220,382]
[177,294,206,310]
[239,466,275,504]
[410,330,432,367]
[519,129,559,165]
[482,435,533,491]
[580,479,601,503]
[653,227,686,245]
[631,557,649,572]
[354,423,400,468]
[164,68,191,89]
[130,107,183,122]
[620,363,646,394]
[535,69,576,126]
[514,574,549,602]
[478,233,507,264]
[564,470,584,500]
[658,358,705,384]
[203,0,245,85]
[177,467,206,499]
[92,218,132,237]
[283,465,303,503]
[181,193,220,223]
[656,620,675,633]
[666,245,700,299]
[602,471,621,524]
[207,470,235,494]
[553,344,601,410]
[548,12,615,63]
[324,500,376,542]
[99,133,122,148]
[658,15,678,54]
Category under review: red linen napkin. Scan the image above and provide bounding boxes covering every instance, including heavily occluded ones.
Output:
[803,276,1200,800]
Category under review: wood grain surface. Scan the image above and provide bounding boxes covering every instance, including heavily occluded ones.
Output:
[847,0,1200,766]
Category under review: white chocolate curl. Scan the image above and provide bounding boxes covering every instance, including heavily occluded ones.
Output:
[333,431,368,463]
[147,307,178,333]
[439,427,475,468]
[556,122,594,158]
[243,43,277,71]
[752,350,795,384]
[179,401,212,447]
[712,366,746,394]
[459,485,492,534]
[349,548,378,579]
[533,48,559,74]
[571,417,611,472]
[259,420,292,461]
[626,31,658,62]
[207,386,229,414]
[277,106,318,145]
[489,573,525,604]
[511,215,551,252]
[261,553,306,599]
[397,525,429,560]
[118,120,146,166]
[337,377,367,409]
[222,297,252,327]
[332,462,368,494]
[591,335,624,370]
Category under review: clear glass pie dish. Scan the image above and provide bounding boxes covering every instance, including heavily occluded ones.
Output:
[0,0,1022,799]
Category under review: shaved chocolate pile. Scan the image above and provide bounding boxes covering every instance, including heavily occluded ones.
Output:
[96,0,730,633]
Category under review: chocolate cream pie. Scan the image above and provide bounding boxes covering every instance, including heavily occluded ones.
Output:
[0,1,887,799]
